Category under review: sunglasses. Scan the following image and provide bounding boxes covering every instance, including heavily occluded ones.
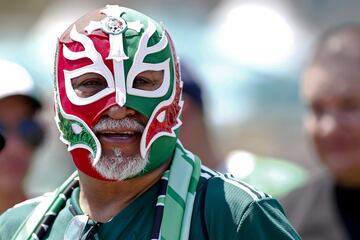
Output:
[0,119,44,147]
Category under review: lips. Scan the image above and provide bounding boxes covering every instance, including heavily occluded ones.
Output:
[92,117,146,146]
[96,130,143,144]
[321,138,356,153]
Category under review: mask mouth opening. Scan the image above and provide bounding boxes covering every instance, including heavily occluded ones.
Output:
[92,116,145,149]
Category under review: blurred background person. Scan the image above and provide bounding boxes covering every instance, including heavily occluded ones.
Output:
[179,62,221,169]
[180,60,307,197]
[0,59,44,213]
[281,24,360,240]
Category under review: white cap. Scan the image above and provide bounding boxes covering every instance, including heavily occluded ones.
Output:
[0,59,41,109]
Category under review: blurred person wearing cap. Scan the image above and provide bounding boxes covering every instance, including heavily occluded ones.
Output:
[180,62,308,197]
[0,5,299,239]
[281,24,360,240]
[180,63,307,198]
[0,59,44,213]
[179,62,221,169]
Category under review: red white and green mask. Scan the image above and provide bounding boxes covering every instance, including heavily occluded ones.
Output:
[54,5,183,180]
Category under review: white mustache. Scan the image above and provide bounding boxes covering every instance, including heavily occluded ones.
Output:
[93,117,145,133]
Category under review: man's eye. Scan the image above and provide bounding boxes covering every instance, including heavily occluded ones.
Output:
[131,70,163,91]
[133,77,156,89]
[341,99,360,113]
[81,79,107,87]
[71,73,108,98]
[312,106,324,117]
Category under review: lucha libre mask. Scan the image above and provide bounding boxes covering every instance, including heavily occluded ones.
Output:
[54,5,183,180]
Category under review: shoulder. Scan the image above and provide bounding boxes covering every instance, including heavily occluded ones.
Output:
[194,166,300,239]
[280,171,334,215]
[280,171,339,237]
[199,166,272,210]
[0,194,48,239]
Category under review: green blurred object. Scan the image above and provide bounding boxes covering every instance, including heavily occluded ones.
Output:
[226,150,308,198]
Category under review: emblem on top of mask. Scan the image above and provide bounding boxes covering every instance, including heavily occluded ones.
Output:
[101,16,127,35]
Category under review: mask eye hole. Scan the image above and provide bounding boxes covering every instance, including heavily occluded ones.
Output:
[71,73,108,98]
[133,70,164,91]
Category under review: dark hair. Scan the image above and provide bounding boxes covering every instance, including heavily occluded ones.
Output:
[181,62,204,111]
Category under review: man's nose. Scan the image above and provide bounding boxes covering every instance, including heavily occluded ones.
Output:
[105,105,136,119]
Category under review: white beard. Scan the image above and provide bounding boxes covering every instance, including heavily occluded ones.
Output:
[90,147,148,181]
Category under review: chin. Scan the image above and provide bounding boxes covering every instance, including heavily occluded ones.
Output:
[325,157,360,187]
[91,152,148,181]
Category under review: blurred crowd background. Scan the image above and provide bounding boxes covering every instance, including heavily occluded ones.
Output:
[1,0,360,195]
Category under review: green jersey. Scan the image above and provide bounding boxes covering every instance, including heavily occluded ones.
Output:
[0,167,300,239]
